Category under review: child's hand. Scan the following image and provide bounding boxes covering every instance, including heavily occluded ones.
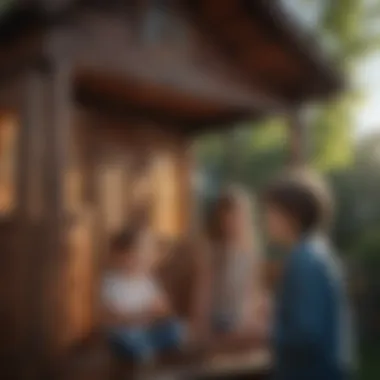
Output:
[150,297,171,320]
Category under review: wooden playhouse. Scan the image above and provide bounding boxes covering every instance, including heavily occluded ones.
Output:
[0,1,341,379]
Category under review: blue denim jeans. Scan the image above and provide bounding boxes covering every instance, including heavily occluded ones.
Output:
[107,319,185,362]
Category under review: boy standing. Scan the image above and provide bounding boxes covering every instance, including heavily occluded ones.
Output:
[263,172,355,380]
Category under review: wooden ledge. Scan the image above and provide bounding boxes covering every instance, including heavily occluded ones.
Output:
[58,333,271,379]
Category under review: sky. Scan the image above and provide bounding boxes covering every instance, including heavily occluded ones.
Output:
[279,0,380,138]
[355,53,380,136]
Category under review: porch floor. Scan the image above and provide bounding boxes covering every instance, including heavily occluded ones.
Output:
[136,349,271,380]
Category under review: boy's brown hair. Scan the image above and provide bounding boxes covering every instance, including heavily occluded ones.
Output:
[264,170,333,234]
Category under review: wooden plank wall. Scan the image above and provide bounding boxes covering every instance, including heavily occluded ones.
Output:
[0,67,193,380]
[0,105,193,378]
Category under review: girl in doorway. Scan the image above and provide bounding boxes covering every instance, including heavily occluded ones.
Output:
[192,185,267,342]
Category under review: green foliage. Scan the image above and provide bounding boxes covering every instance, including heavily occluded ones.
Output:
[309,0,379,172]
[329,133,380,252]
[284,0,380,172]
[247,118,287,154]
[351,228,380,263]
[195,119,288,193]
[310,98,355,171]
[358,344,380,380]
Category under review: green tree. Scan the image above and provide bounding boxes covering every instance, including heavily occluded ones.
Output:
[196,118,288,192]
[331,133,380,250]
[293,0,380,171]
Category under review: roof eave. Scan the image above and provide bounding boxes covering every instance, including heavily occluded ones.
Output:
[247,0,344,98]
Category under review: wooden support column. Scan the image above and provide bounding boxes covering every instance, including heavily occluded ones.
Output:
[17,69,47,380]
[0,68,44,379]
[44,62,71,223]
[222,129,240,184]
[17,71,44,218]
[40,59,72,372]
[288,111,304,167]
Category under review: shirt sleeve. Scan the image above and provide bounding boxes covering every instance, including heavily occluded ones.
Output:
[277,251,327,357]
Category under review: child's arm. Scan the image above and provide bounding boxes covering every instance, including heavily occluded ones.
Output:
[149,291,172,320]
[142,277,173,322]
[101,303,151,328]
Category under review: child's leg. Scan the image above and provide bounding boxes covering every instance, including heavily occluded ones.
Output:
[149,319,186,352]
[107,327,154,363]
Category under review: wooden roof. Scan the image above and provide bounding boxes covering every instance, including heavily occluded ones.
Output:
[0,0,343,132]
[191,0,342,102]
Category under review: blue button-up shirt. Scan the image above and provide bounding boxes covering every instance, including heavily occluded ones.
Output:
[273,235,355,380]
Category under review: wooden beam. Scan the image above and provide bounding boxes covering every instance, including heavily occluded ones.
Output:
[183,110,258,136]
[75,85,185,127]
[75,85,252,134]
[13,66,48,380]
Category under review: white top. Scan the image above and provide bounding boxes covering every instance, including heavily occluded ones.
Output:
[102,271,161,315]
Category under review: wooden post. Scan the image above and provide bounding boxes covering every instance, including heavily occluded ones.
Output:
[288,111,304,167]
[11,59,72,379]
[17,71,43,218]
[20,69,47,380]
[1,68,48,380]
[42,60,72,366]
[222,128,241,184]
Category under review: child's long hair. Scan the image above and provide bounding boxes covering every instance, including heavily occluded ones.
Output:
[208,184,260,256]
[208,184,264,301]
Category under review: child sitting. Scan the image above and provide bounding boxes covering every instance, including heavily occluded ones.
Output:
[101,226,186,364]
